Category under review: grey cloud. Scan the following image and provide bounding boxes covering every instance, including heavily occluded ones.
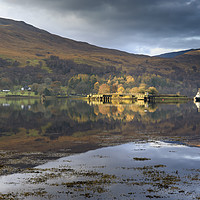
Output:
[2,0,200,54]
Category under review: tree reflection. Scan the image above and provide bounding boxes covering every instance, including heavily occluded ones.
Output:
[0,99,199,150]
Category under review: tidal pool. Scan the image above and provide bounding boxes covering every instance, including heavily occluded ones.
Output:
[0,141,199,199]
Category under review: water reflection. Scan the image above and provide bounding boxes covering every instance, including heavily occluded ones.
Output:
[0,99,200,152]
[194,101,200,112]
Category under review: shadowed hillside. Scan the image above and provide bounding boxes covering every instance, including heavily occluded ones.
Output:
[0,17,146,65]
[0,17,200,96]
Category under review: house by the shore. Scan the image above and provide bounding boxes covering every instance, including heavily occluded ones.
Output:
[194,89,200,102]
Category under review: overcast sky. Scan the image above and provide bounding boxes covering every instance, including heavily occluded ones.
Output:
[0,0,200,55]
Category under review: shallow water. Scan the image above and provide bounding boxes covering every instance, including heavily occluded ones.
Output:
[0,141,200,199]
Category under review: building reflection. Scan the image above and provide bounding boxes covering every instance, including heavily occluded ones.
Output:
[194,102,200,112]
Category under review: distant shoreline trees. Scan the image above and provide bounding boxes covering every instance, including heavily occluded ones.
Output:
[0,55,198,96]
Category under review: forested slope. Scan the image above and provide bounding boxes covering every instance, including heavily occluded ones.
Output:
[0,17,200,96]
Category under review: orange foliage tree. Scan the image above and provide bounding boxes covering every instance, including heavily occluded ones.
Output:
[117,86,125,94]
[98,84,110,94]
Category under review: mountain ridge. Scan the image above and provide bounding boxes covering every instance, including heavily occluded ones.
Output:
[0,17,200,96]
[1,17,199,58]
[0,17,145,58]
[156,49,200,58]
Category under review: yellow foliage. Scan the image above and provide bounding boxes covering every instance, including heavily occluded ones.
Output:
[139,83,147,89]
[126,114,135,122]
[117,86,125,94]
[126,75,135,83]
[117,105,125,113]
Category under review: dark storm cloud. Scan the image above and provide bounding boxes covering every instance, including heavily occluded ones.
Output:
[3,0,200,54]
[7,0,200,31]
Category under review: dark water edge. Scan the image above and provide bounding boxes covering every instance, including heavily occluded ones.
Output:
[0,141,200,200]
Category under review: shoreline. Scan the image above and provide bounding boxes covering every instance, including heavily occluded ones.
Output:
[0,133,199,177]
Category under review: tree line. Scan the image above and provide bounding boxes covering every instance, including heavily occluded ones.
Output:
[0,55,199,96]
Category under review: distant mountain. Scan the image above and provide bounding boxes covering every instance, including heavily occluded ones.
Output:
[156,49,200,58]
[0,17,200,96]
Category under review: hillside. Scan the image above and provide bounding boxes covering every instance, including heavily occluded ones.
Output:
[0,17,200,96]
[0,17,146,66]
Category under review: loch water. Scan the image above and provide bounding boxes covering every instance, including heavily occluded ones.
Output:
[0,99,200,199]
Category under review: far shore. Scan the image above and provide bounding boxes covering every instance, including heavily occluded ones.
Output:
[0,94,193,102]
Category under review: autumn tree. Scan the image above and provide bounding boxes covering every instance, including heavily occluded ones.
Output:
[126,75,135,83]
[93,82,100,93]
[117,86,125,94]
[107,79,111,85]
[148,87,158,95]
[138,83,147,94]
[130,83,147,94]
[98,84,110,94]
[130,87,139,94]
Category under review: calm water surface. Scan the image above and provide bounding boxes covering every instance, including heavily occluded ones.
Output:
[0,99,200,199]
[0,99,200,150]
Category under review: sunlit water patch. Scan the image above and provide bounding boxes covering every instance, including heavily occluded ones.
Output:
[0,141,200,199]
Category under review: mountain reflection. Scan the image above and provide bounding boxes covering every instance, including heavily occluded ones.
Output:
[0,99,199,152]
